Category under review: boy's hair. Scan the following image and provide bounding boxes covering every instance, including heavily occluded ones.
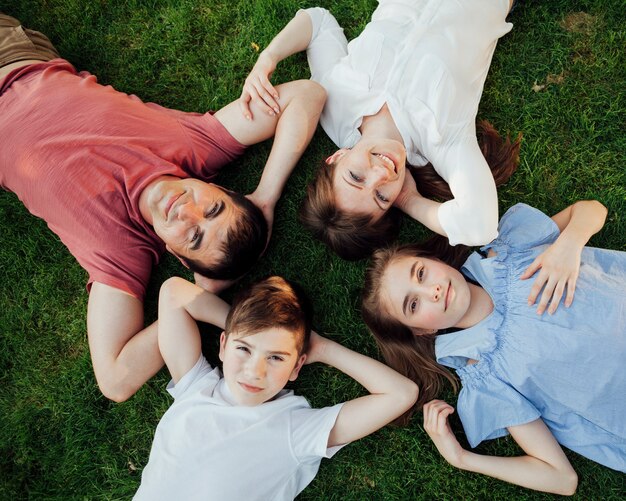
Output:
[182,187,268,280]
[361,237,469,424]
[225,276,312,355]
[300,120,520,260]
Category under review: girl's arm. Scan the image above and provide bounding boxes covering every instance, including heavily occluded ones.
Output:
[157,277,230,383]
[239,11,314,119]
[305,332,419,447]
[521,200,607,314]
[423,400,578,496]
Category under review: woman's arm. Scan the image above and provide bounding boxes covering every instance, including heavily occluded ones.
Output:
[521,200,607,314]
[423,400,578,496]
[305,332,419,447]
[157,277,230,383]
[239,11,314,119]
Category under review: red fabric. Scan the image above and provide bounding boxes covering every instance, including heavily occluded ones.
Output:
[0,59,246,299]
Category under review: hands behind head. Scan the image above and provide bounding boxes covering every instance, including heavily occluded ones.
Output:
[304,331,329,365]
[520,238,581,315]
[393,169,421,212]
[423,399,465,468]
[239,51,280,120]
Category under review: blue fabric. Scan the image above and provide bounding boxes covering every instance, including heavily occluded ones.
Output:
[435,203,626,472]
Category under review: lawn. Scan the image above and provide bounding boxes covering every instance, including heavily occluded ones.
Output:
[0,0,624,499]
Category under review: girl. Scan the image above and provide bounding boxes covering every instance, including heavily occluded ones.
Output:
[361,201,625,494]
[240,0,520,259]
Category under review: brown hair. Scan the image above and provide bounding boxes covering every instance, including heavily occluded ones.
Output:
[299,160,402,261]
[301,120,520,259]
[361,239,470,424]
[182,187,268,280]
[225,276,312,355]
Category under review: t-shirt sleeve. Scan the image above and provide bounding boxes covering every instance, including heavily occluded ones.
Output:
[485,203,560,253]
[302,8,348,82]
[290,403,346,463]
[456,376,541,448]
[436,137,499,246]
[167,355,220,401]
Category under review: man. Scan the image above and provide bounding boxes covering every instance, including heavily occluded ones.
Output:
[0,14,326,402]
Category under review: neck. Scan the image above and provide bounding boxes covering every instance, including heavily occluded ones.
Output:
[359,104,404,144]
[454,283,494,329]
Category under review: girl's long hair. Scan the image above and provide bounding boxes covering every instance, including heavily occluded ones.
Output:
[301,120,520,259]
[361,239,470,425]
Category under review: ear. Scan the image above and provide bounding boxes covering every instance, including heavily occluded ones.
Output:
[288,354,307,381]
[218,331,227,361]
[166,245,190,269]
[325,148,348,165]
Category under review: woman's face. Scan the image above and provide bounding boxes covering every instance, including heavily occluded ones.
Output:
[330,137,407,219]
[379,255,472,332]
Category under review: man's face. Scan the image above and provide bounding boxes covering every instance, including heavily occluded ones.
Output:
[141,177,239,265]
[219,327,306,406]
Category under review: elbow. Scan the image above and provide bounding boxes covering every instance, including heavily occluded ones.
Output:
[399,380,420,412]
[455,219,498,247]
[98,380,135,403]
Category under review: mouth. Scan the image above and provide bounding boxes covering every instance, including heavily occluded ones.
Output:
[444,281,452,312]
[239,382,263,393]
[374,153,397,174]
[165,192,184,220]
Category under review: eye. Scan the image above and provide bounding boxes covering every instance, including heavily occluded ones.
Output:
[417,266,424,282]
[349,171,363,182]
[236,345,250,354]
[375,190,389,203]
[269,355,285,362]
[205,202,220,218]
[409,298,418,314]
[190,227,200,243]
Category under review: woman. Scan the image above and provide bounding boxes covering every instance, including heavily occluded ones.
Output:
[241,0,520,259]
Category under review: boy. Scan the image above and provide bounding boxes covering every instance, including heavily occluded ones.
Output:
[134,276,418,500]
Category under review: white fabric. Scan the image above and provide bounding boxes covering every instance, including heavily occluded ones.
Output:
[304,0,513,245]
[134,356,345,501]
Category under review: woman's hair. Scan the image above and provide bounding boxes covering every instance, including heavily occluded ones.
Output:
[301,120,520,259]
[361,238,470,424]
[299,160,402,261]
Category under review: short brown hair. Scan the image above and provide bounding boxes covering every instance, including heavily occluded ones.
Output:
[300,160,402,261]
[225,276,312,355]
[182,187,268,280]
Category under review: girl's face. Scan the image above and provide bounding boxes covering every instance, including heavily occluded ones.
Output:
[380,255,472,332]
[330,137,407,219]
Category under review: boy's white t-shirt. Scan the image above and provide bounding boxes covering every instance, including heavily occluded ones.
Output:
[134,356,345,501]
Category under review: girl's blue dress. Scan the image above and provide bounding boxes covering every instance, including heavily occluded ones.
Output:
[435,204,626,471]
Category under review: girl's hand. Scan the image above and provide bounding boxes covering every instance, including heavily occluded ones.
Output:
[520,238,582,315]
[304,331,329,365]
[423,399,465,468]
[239,51,280,120]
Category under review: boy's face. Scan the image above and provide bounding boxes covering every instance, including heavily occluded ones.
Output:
[219,327,306,406]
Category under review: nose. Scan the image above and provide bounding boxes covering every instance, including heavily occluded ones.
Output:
[246,356,266,380]
[177,201,203,222]
[368,162,391,185]
[429,284,442,302]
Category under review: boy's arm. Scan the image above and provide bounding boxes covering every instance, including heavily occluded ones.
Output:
[158,277,231,383]
[423,400,578,495]
[306,333,419,447]
[521,200,607,314]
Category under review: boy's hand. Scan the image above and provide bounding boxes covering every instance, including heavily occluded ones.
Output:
[423,399,465,468]
[520,237,582,315]
[239,51,280,120]
[304,331,329,365]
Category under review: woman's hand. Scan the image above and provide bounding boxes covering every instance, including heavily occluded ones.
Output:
[520,238,582,315]
[239,51,280,120]
[393,169,421,211]
[423,399,465,468]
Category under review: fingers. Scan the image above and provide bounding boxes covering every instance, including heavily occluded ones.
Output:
[564,276,577,307]
[238,91,253,121]
[536,275,557,315]
[527,269,547,306]
[520,257,541,280]
[423,400,455,436]
[547,279,566,315]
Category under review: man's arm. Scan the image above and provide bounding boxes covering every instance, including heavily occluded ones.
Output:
[305,332,419,447]
[215,79,326,236]
[87,280,230,400]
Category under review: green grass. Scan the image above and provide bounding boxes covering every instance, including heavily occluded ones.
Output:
[1,0,625,499]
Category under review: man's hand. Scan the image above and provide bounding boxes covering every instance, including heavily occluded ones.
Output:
[246,191,275,249]
[193,273,234,294]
